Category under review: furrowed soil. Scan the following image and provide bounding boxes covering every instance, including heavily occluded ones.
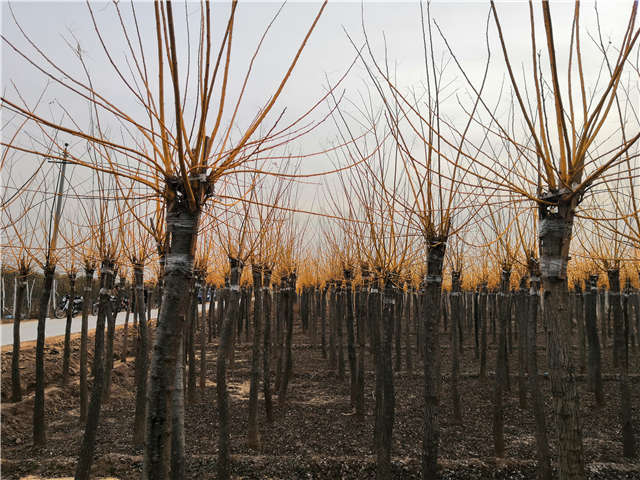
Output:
[1,313,639,479]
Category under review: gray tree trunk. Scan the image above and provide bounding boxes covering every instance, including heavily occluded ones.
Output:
[262,269,273,422]
[133,264,149,448]
[79,267,94,423]
[585,275,604,406]
[11,274,27,402]
[248,266,263,449]
[34,263,55,446]
[217,258,242,480]
[62,273,76,385]
[450,272,462,424]
[493,267,510,458]
[143,202,199,480]
[75,259,115,480]
[422,240,445,480]
[527,264,551,480]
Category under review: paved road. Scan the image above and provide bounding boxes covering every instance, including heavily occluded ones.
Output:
[1,309,158,347]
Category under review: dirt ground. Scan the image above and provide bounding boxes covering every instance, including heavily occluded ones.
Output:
[1,317,639,479]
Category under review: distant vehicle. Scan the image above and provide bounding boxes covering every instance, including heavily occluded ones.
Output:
[197,289,212,304]
[54,294,84,319]
[90,295,129,316]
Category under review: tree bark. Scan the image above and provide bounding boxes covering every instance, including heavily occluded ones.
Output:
[217,258,242,480]
[79,267,94,423]
[345,274,357,408]
[133,264,149,449]
[143,199,199,480]
[337,285,345,380]
[616,274,636,458]
[527,261,552,480]
[103,275,124,401]
[395,287,402,372]
[370,276,388,479]
[479,283,488,381]
[121,284,133,362]
[75,259,115,480]
[278,272,296,411]
[34,263,55,446]
[62,273,76,386]
[11,273,27,402]
[355,282,367,419]
[422,240,445,480]
[263,269,274,422]
[450,272,462,425]
[171,327,186,480]
[493,267,510,458]
[585,275,604,406]
[517,283,528,410]
[539,202,585,480]
[321,286,327,359]
[248,265,263,449]
[405,289,413,375]
[187,276,198,403]
[378,278,395,480]
[200,284,208,396]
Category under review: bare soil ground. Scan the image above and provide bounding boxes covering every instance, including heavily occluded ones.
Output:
[1,319,639,479]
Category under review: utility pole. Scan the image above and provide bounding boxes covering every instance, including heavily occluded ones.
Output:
[50,143,69,255]
[47,143,69,315]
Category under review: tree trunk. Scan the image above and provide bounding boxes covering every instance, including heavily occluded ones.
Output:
[171,327,186,480]
[474,290,480,360]
[479,284,488,381]
[187,277,198,403]
[615,273,636,458]
[585,275,604,406]
[321,286,327,359]
[278,273,296,411]
[200,284,208,396]
[248,266,263,449]
[133,264,149,448]
[450,272,462,425]
[217,258,242,480]
[79,267,94,423]
[34,263,55,446]
[263,269,273,422]
[405,289,413,375]
[575,284,586,375]
[337,285,345,380]
[539,203,585,480]
[610,274,624,371]
[103,275,124,401]
[493,267,510,458]
[378,278,395,480]
[328,286,337,374]
[355,283,366,419]
[75,259,115,480]
[345,276,357,408]
[275,282,285,390]
[527,270,552,480]
[395,288,402,372]
[517,285,528,410]
[122,284,133,362]
[143,201,199,480]
[422,240,445,480]
[62,273,76,386]
[208,286,216,341]
[370,277,387,479]
[598,288,606,349]
[11,274,27,402]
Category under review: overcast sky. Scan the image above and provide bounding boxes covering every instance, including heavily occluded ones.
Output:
[2,1,638,266]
